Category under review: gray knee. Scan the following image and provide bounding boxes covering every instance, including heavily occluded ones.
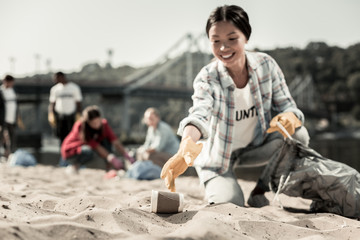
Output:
[77,145,94,165]
[210,189,244,207]
[204,174,245,207]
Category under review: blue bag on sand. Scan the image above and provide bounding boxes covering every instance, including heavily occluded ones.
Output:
[8,149,37,167]
[125,160,161,180]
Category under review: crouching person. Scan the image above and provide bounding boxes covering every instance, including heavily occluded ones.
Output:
[136,107,180,168]
[61,105,135,174]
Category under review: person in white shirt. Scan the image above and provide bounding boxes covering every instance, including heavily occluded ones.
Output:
[1,75,18,157]
[48,72,83,145]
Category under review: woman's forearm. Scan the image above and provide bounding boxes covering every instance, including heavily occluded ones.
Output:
[113,139,127,156]
[94,144,109,159]
[182,124,201,143]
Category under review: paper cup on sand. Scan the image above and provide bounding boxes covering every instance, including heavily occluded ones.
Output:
[151,190,184,213]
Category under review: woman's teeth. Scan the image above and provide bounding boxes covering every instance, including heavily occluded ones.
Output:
[222,54,233,59]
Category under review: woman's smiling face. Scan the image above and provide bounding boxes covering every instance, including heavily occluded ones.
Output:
[209,20,248,69]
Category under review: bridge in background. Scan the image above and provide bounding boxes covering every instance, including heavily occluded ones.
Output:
[15,32,327,139]
[15,33,212,138]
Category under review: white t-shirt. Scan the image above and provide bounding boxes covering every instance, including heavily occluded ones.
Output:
[49,82,82,115]
[1,86,17,124]
[232,84,258,150]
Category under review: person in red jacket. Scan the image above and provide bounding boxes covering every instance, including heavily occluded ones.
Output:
[61,105,135,174]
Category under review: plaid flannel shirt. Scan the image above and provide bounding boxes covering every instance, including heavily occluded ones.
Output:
[178,51,304,183]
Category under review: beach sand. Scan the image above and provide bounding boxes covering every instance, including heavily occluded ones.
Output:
[0,163,359,240]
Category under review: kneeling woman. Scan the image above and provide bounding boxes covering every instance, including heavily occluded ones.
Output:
[61,105,135,173]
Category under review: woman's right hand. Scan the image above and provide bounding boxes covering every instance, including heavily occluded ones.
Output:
[160,136,203,192]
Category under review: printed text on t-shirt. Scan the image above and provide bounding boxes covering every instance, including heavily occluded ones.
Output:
[235,106,258,121]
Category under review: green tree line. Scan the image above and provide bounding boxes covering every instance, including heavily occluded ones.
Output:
[263,41,360,121]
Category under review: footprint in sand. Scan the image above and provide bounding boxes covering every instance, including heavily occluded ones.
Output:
[42,200,57,210]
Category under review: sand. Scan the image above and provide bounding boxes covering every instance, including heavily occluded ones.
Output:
[0,163,359,240]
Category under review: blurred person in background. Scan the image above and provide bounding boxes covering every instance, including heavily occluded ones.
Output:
[61,105,135,174]
[1,75,23,158]
[48,72,83,145]
[48,72,82,166]
[0,77,6,159]
[124,107,180,180]
[136,107,179,168]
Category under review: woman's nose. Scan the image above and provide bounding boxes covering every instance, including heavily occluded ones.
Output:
[220,43,228,51]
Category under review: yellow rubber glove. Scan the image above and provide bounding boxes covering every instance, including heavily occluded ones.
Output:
[267,112,302,138]
[75,112,82,121]
[48,112,56,128]
[17,116,25,130]
[160,136,203,192]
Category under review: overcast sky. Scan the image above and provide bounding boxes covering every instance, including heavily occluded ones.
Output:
[1,0,359,77]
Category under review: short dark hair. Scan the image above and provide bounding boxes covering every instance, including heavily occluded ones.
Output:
[54,71,65,78]
[206,5,252,40]
[4,75,14,82]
